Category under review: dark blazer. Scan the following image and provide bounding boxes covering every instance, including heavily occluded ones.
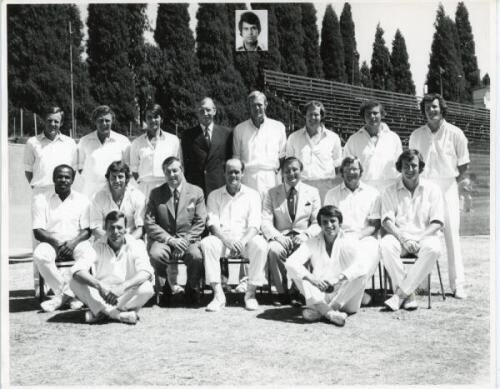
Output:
[144,181,206,243]
[181,124,233,197]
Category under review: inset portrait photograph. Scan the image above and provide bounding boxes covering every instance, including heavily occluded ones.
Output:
[235,9,268,52]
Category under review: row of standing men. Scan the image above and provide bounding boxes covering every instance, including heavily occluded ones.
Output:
[25,90,470,324]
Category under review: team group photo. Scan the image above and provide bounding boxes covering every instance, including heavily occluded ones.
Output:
[4,0,492,386]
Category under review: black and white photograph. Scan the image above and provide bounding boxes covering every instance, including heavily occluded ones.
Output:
[2,0,494,387]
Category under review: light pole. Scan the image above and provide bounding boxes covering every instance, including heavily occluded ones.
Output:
[69,21,75,138]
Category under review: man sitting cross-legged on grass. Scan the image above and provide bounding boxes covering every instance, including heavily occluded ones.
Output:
[70,211,154,324]
[285,205,366,327]
[381,149,444,311]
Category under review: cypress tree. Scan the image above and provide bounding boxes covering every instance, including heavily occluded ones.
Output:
[87,4,146,129]
[340,2,360,85]
[359,61,372,88]
[320,5,346,82]
[7,4,94,134]
[370,23,394,91]
[455,2,480,102]
[426,5,465,102]
[301,3,323,78]
[390,29,416,95]
[274,4,307,76]
[196,3,247,126]
[154,3,202,132]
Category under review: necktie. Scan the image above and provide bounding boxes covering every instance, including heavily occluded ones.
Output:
[288,187,297,222]
[173,188,180,217]
[204,128,211,148]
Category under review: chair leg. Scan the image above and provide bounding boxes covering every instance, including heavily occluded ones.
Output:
[427,274,431,309]
[436,260,446,301]
[378,262,383,290]
[39,275,45,303]
[154,272,161,306]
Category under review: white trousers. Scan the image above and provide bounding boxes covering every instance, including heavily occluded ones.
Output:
[201,235,268,286]
[70,278,154,315]
[241,169,278,199]
[137,178,164,201]
[429,178,463,290]
[350,235,381,282]
[381,234,440,296]
[302,178,337,204]
[293,276,365,314]
[33,240,93,297]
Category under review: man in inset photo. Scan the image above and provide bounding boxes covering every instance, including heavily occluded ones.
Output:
[236,10,267,52]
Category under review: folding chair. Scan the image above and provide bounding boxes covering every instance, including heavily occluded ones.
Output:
[220,256,272,295]
[383,253,446,309]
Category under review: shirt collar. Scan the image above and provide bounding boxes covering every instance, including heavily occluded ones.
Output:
[41,132,63,142]
[425,119,447,135]
[168,183,182,194]
[340,181,364,192]
[362,122,389,137]
[223,184,246,197]
[284,181,301,194]
[201,123,214,134]
[92,130,118,142]
[302,124,325,139]
[397,177,424,193]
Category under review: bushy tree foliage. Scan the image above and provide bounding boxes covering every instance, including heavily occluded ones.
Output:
[87,4,147,130]
[196,3,247,126]
[359,61,373,88]
[301,3,323,79]
[274,4,307,76]
[7,4,94,135]
[340,2,360,85]
[154,3,202,132]
[482,73,490,87]
[320,5,346,82]
[390,29,416,95]
[455,2,480,102]
[370,23,394,91]
[426,5,465,102]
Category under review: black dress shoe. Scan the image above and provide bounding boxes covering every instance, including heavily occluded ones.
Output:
[185,288,201,306]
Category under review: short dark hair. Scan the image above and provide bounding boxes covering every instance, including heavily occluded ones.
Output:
[44,105,64,123]
[238,11,261,34]
[224,158,245,173]
[395,149,425,173]
[303,100,325,122]
[282,156,303,171]
[105,161,131,182]
[317,205,343,225]
[359,100,386,119]
[339,156,363,176]
[162,156,182,170]
[53,164,75,181]
[92,105,115,124]
[104,210,127,228]
[145,103,163,118]
[420,93,448,117]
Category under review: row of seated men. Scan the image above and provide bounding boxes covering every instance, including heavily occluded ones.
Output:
[33,148,443,326]
[26,90,469,325]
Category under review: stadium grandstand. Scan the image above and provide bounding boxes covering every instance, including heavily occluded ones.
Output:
[263,69,490,153]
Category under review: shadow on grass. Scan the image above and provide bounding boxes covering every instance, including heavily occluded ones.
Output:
[10,290,39,313]
[256,306,308,324]
[47,309,87,324]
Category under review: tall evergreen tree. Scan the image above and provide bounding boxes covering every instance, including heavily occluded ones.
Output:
[455,2,480,102]
[370,23,394,91]
[359,61,372,88]
[7,4,94,135]
[274,4,307,76]
[320,5,346,82]
[482,73,490,87]
[301,3,323,78]
[87,4,146,129]
[154,3,202,132]
[340,2,360,85]
[390,29,416,95]
[196,3,247,126]
[426,5,465,102]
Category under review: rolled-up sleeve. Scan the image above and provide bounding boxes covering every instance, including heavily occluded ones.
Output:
[24,141,35,172]
[381,187,397,224]
[331,132,342,168]
[32,194,47,230]
[455,130,470,166]
[79,198,91,230]
[368,192,382,220]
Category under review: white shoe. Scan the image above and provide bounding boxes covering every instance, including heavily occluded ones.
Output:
[206,296,226,312]
[40,294,70,312]
[235,277,248,293]
[69,298,84,310]
[403,293,418,310]
[85,310,107,324]
[361,292,372,306]
[454,287,467,299]
[324,310,347,326]
[118,311,138,324]
[302,308,322,322]
[244,292,259,311]
[384,294,403,311]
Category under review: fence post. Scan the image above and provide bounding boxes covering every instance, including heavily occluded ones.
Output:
[20,108,23,138]
[34,113,37,136]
